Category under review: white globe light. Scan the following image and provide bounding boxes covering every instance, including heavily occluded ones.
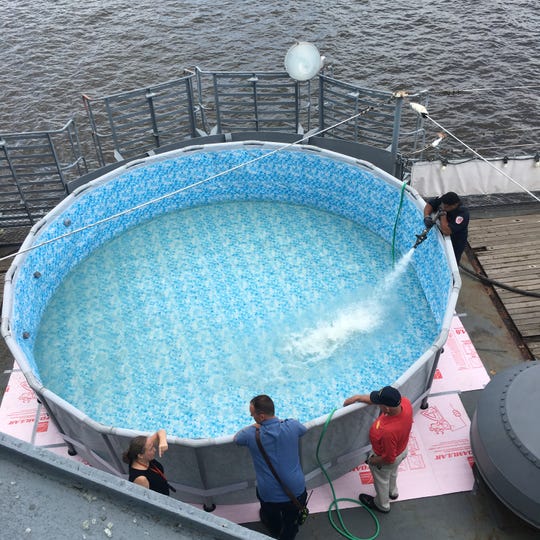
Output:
[284,42,323,81]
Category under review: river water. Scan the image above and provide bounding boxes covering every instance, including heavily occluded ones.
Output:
[2,0,539,158]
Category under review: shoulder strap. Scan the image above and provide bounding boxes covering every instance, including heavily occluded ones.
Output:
[255,427,303,510]
[148,461,177,493]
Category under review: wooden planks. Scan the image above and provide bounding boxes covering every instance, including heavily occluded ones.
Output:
[467,212,540,359]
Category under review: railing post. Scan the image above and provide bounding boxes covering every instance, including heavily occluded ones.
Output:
[82,95,106,167]
[65,119,88,177]
[318,75,325,135]
[248,75,259,131]
[213,73,222,134]
[47,132,69,194]
[295,79,301,133]
[146,89,160,148]
[391,95,403,159]
[185,75,198,138]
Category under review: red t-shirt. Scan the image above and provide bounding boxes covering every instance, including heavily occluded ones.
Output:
[369,397,413,464]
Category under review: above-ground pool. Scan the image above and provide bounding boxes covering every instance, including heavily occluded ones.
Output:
[2,140,460,505]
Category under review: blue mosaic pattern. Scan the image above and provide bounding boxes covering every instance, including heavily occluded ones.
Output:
[10,146,451,437]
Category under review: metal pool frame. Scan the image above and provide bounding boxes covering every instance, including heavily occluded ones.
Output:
[2,139,460,509]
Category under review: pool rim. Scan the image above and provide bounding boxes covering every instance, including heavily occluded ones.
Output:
[2,140,460,445]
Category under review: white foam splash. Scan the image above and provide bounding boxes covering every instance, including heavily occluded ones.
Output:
[283,249,415,364]
[284,301,383,363]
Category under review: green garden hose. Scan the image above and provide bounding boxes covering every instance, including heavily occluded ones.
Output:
[391,182,408,265]
[316,408,380,539]
[314,183,407,537]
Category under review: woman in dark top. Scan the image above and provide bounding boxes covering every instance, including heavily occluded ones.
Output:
[122,429,172,495]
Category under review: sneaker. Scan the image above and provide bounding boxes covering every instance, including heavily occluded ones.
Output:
[359,493,390,513]
[389,492,399,500]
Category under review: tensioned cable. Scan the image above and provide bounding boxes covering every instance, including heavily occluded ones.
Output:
[0,107,374,264]
[435,84,540,94]
[410,85,539,156]
[410,104,540,204]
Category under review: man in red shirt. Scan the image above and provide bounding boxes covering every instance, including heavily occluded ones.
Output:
[343,386,413,513]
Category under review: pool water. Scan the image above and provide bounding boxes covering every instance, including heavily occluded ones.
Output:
[34,200,438,438]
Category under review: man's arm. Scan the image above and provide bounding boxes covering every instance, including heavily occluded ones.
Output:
[369,435,398,466]
[343,394,372,407]
[423,201,435,218]
[423,200,440,228]
[367,454,387,466]
[234,424,257,445]
[437,211,452,236]
[441,209,469,237]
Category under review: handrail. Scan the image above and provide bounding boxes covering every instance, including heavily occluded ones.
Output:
[1,70,427,228]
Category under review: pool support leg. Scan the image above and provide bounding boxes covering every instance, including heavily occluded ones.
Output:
[420,347,443,409]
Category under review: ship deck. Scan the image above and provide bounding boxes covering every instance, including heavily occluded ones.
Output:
[0,198,538,539]
[466,205,540,360]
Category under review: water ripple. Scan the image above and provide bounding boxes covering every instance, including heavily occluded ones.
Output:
[2,0,538,156]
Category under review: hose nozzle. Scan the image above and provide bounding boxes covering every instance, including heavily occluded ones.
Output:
[413,227,431,249]
[414,211,440,249]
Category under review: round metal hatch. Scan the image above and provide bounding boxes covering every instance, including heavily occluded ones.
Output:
[470,360,540,529]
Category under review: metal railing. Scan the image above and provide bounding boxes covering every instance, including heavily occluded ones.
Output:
[0,69,428,232]
[319,76,401,150]
[83,68,427,168]
[200,68,304,134]
[0,119,87,230]
[83,70,198,166]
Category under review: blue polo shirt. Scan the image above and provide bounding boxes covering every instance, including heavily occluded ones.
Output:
[234,417,307,502]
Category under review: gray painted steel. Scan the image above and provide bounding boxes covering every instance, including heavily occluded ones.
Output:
[0,431,269,539]
[1,70,430,230]
[2,140,460,509]
[470,360,540,529]
[0,120,87,228]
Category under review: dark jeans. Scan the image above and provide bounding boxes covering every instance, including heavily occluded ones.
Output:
[257,489,307,540]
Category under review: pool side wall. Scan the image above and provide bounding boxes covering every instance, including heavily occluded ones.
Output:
[2,142,459,505]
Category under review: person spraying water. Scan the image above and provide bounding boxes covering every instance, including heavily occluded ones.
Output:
[417,192,470,261]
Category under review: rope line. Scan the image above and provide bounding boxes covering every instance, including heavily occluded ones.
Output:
[0,107,374,264]
[435,84,540,95]
[422,113,540,203]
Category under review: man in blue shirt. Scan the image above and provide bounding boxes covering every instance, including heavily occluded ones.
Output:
[234,395,307,540]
